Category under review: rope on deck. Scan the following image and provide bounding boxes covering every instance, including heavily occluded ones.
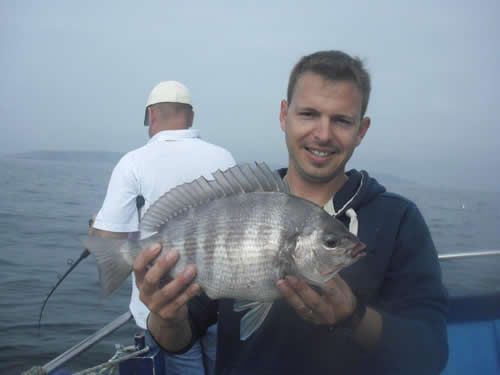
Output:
[21,344,150,375]
[20,367,46,375]
[73,344,150,375]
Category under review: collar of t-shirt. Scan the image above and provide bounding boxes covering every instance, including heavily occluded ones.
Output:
[148,129,201,144]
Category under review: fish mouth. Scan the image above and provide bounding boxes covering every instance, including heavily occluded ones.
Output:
[346,241,366,258]
[317,243,366,282]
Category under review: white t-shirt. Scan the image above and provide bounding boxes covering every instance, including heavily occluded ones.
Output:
[94,129,236,328]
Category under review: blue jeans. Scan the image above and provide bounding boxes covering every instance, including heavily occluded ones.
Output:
[145,324,217,375]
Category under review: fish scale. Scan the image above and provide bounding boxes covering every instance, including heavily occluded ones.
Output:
[160,194,285,301]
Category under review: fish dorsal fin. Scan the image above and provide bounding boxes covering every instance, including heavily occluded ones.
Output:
[140,162,289,232]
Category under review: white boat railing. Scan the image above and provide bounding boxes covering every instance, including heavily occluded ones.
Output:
[22,311,133,375]
[438,249,500,261]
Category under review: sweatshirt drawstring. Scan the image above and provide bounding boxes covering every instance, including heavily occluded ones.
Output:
[322,172,363,236]
[323,201,359,236]
[345,208,358,236]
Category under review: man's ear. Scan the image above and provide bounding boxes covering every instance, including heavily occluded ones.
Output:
[280,100,288,132]
[187,110,194,128]
[148,106,155,125]
[355,116,370,146]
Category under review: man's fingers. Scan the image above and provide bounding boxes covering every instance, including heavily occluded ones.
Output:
[323,276,356,319]
[288,277,322,308]
[277,276,336,325]
[140,249,180,296]
[132,242,201,323]
[133,243,163,286]
[276,278,311,319]
[324,277,350,302]
[155,265,197,301]
[277,277,320,321]
[159,281,201,318]
[292,277,338,324]
[152,268,200,319]
[133,243,162,272]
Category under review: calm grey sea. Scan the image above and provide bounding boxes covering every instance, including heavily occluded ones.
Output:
[1,156,499,374]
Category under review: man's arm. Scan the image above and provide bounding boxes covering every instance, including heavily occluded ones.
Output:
[88,225,128,239]
[133,243,201,352]
[367,203,448,373]
[90,154,143,235]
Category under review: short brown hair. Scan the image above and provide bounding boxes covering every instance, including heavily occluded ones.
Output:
[287,50,371,117]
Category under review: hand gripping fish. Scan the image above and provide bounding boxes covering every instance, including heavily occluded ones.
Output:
[83,162,365,340]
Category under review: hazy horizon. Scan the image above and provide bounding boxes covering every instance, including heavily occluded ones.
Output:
[5,149,498,194]
[1,1,499,192]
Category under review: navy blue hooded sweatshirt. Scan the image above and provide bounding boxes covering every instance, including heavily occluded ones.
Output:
[184,169,449,374]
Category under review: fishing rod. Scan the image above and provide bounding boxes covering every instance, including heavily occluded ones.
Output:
[38,195,145,329]
[38,220,93,330]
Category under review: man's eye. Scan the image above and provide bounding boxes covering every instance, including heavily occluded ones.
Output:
[334,118,354,128]
[299,111,316,118]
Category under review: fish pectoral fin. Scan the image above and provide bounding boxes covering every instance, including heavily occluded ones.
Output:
[237,301,273,341]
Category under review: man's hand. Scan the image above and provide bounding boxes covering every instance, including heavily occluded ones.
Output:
[134,243,200,323]
[133,243,201,351]
[276,275,357,326]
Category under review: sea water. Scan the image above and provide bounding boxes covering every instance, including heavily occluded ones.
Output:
[1,155,499,374]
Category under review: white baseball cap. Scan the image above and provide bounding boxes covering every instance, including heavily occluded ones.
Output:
[144,81,192,125]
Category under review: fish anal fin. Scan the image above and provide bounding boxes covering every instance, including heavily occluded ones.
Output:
[235,301,273,340]
[233,300,261,312]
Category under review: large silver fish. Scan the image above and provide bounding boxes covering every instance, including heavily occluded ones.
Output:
[83,162,365,340]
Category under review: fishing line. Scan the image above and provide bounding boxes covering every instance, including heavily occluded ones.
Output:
[37,195,145,330]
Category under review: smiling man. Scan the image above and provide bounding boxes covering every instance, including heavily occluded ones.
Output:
[133,51,449,375]
[280,71,370,205]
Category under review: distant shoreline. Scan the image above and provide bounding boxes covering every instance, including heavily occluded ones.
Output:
[3,150,415,186]
[1,149,498,194]
[4,150,125,163]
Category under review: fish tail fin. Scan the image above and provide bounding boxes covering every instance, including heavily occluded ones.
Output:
[82,236,139,297]
[234,300,273,340]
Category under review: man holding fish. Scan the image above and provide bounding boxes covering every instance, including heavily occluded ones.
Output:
[103,51,449,374]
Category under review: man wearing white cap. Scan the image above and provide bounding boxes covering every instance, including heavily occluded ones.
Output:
[90,80,236,375]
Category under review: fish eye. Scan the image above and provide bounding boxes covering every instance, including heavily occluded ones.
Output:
[323,235,338,249]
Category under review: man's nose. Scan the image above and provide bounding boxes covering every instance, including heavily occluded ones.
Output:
[313,117,331,143]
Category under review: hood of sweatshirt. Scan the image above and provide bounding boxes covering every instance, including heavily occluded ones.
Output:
[278,168,386,236]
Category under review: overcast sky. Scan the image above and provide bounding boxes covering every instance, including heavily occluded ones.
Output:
[1,1,499,192]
